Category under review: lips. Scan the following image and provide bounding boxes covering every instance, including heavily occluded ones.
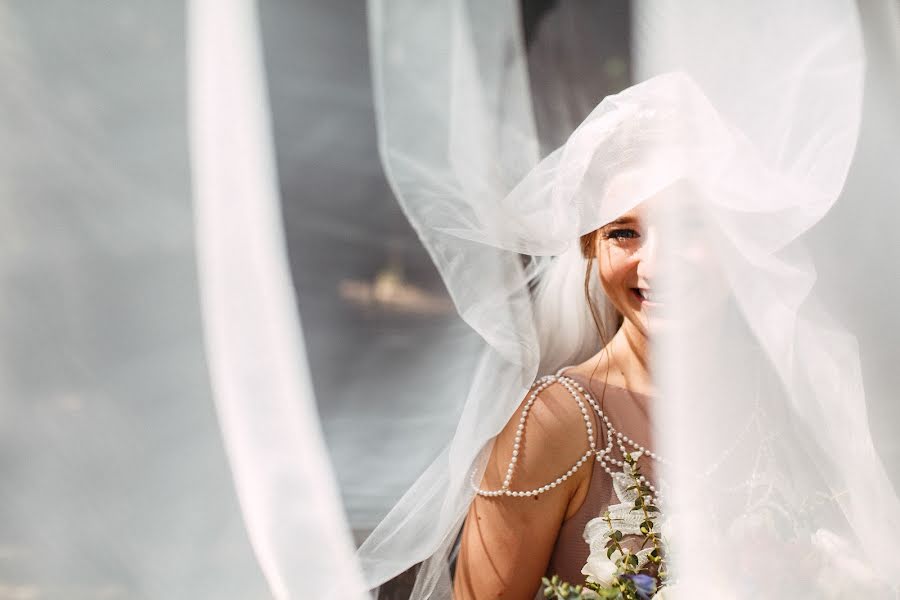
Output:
[632,288,663,304]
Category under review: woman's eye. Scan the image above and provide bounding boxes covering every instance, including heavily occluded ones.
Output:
[606,228,639,240]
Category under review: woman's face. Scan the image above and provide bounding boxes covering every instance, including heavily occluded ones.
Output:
[595,205,659,338]
[594,199,726,339]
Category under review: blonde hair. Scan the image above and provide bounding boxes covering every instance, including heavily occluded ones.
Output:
[532,231,621,375]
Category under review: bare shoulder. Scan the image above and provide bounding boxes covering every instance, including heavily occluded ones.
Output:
[480,376,598,496]
[455,376,601,599]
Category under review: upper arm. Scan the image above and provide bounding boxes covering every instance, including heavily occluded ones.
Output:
[453,381,597,599]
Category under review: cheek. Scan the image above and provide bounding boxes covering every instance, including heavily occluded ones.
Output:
[597,247,633,292]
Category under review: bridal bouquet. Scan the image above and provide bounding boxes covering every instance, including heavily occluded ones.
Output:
[542,452,672,600]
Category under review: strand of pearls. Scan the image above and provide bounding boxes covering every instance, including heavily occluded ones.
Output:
[559,374,665,502]
[471,370,667,500]
[471,374,596,498]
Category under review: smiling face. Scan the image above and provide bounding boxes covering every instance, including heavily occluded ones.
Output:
[592,196,727,342]
[594,205,660,339]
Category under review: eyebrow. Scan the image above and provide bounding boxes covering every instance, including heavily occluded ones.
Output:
[602,216,637,228]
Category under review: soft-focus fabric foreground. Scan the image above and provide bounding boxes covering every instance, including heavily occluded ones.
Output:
[1,0,371,598]
[1,1,898,599]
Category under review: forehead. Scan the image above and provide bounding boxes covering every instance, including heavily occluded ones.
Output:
[601,187,697,228]
[602,206,645,228]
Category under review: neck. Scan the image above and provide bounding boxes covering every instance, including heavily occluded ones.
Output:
[601,321,654,395]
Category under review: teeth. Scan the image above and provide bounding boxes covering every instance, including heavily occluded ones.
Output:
[640,289,663,303]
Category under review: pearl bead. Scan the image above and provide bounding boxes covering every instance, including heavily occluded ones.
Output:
[472,372,669,501]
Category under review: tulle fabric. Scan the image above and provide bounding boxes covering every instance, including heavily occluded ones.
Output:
[188,1,368,597]
[0,2,269,597]
[0,1,368,598]
[633,3,900,593]
[360,0,900,597]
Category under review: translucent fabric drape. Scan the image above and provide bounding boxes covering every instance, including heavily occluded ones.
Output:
[360,0,900,597]
[0,1,367,598]
[187,0,368,597]
[0,2,265,597]
[632,2,900,595]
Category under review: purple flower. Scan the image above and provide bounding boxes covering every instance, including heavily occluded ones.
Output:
[622,573,657,600]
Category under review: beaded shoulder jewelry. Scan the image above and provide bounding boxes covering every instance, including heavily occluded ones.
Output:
[471,367,665,502]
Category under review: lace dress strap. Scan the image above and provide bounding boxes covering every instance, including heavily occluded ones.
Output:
[471,370,611,498]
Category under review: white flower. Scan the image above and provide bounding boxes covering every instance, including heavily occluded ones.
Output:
[582,516,612,554]
[581,553,618,586]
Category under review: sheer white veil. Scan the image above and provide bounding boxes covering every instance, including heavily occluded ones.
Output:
[360,0,900,597]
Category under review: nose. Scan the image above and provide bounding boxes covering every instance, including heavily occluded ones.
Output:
[636,227,658,282]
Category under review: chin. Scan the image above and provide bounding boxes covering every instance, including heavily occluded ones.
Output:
[646,315,674,336]
[634,305,674,336]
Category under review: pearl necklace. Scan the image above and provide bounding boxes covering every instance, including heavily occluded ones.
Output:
[472,369,667,502]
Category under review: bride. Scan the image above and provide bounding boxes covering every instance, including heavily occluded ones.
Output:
[454,202,662,598]
[358,1,900,598]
